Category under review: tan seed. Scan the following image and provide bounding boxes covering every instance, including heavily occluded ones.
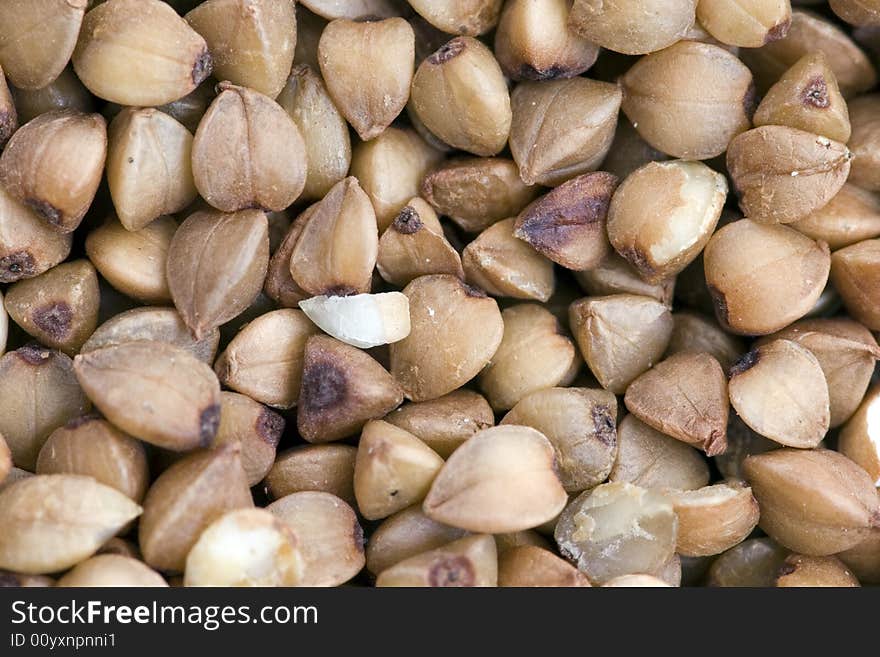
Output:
[73,341,221,452]
[791,184,880,250]
[265,444,357,506]
[668,481,760,557]
[407,0,503,36]
[706,537,789,587]
[697,0,791,47]
[375,534,497,587]
[268,491,365,587]
[838,386,880,486]
[73,0,212,106]
[666,312,745,372]
[830,238,880,330]
[573,252,675,307]
[211,392,282,487]
[354,420,444,521]
[498,545,591,587]
[568,0,696,55]
[775,553,860,587]
[423,425,567,533]
[0,474,141,575]
[57,554,167,587]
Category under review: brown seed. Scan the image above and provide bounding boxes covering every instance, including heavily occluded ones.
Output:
[775,554,860,587]
[0,110,106,233]
[666,312,745,372]
[56,554,167,587]
[463,218,556,302]
[740,10,876,98]
[215,309,319,409]
[139,443,253,573]
[277,64,351,201]
[706,537,789,587]
[86,215,176,305]
[607,161,727,282]
[743,448,880,555]
[265,444,357,506]
[82,306,219,365]
[514,172,618,271]
[573,252,675,307]
[298,0,398,20]
[106,108,196,231]
[366,505,467,576]
[703,219,831,335]
[494,0,598,81]
[498,545,592,587]
[384,390,494,459]
[621,41,753,160]
[0,345,89,470]
[569,294,674,394]
[0,183,72,284]
[268,491,365,587]
[697,0,791,47]
[297,335,404,443]
[791,184,880,250]
[763,318,880,427]
[555,482,678,585]
[0,67,16,149]
[831,238,880,330]
[74,341,221,452]
[211,392,282,487]
[831,0,880,26]
[411,37,511,157]
[375,534,498,587]
[729,339,830,448]
[609,414,710,491]
[0,474,141,575]
[421,157,539,234]
[390,275,504,402]
[0,0,87,89]
[4,259,100,355]
[480,305,579,411]
[728,127,851,225]
[423,425,567,533]
[838,386,880,486]
[502,387,617,493]
[73,0,212,106]
[350,128,443,232]
[36,415,149,503]
[192,83,306,212]
[167,208,269,338]
[288,177,378,297]
[602,574,672,587]
[319,18,414,141]
[263,204,312,307]
[568,0,696,55]
[377,199,464,288]
[10,67,95,126]
[668,481,760,557]
[754,53,851,143]
[407,0,502,36]
[848,94,880,191]
[185,0,296,99]
[837,529,880,585]
[624,352,728,456]
[510,77,621,186]
[184,508,301,586]
[354,420,444,521]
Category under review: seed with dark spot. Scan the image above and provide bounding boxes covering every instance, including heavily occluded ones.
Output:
[0,251,36,282]
[801,76,830,109]
[392,206,423,235]
[777,562,797,578]
[429,39,466,65]
[199,404,222,445]
[301,361,348,413]
[730,350,760,377]
[461,282,487,298]
[192,48,213,85]
[765,18,791,44]
[518,64,567,81]
[15,343,53,366]
[428,555,475,587]
[592,405,617,447]
[255,409,285,447]
[32,302,73,341]
[322,285,358,297]
[25,198,61,226]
